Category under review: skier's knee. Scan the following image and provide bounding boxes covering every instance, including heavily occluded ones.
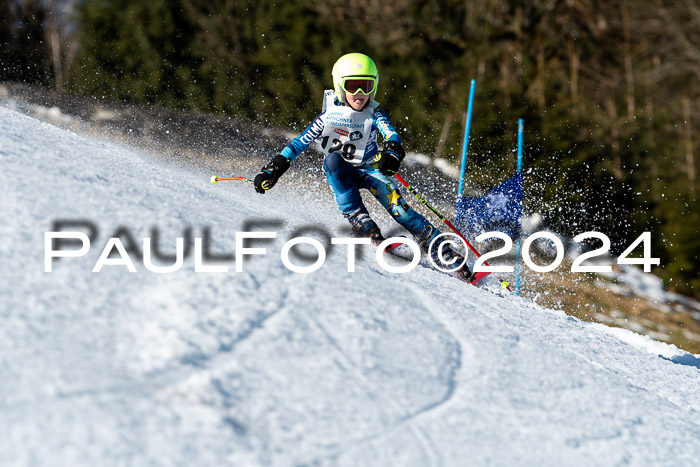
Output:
[323,152,348,174]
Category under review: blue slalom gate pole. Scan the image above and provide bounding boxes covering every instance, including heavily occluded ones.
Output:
[515,119,524,295]
[457,79,476,197]
[517,119,524,174]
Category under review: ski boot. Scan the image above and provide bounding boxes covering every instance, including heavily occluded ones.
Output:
[432,243,474,282]
[416,225,473,282]
[345,207,384,245]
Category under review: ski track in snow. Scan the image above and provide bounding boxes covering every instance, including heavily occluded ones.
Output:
[1,105,699,466]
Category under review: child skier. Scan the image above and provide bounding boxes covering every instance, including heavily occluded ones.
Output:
[253,53,472,281]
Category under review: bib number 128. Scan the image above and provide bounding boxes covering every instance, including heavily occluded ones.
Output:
[321,136,356,161]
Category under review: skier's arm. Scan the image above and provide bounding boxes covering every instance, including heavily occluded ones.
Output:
[280,114,325,162]
[254,113,325,193]
[373,107,402,146]
[373,108,405,175]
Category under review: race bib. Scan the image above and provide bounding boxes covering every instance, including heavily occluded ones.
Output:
[319,91,377,166]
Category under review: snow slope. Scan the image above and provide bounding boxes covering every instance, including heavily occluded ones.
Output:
[1,105,699,466]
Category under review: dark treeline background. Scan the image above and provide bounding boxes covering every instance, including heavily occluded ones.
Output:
[2,0,698,296]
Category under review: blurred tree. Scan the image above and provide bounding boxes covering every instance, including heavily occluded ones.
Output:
[67,0,205,106]
[0,0,52,85]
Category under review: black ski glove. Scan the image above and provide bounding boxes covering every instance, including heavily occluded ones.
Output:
[254,155,290,194]
[375,140,405,176]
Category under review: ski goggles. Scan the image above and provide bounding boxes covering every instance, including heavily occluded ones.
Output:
[341,77,377,96]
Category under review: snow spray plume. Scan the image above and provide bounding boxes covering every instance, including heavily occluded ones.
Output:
[394,173,510,290]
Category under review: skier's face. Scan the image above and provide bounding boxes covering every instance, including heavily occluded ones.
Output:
[345,91,369,111]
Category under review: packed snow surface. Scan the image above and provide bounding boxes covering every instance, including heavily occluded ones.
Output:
[1,106,699,466]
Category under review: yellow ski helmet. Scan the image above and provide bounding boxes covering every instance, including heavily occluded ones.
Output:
[332,53,379,104]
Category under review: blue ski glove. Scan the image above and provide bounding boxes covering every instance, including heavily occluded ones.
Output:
[375,140,405,176]
[254,155,290,194]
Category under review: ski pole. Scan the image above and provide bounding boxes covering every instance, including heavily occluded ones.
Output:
[393,173,510,290]
[210,175,254,185]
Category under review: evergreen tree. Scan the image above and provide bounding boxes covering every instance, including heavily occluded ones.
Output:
[0,0,52,85]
